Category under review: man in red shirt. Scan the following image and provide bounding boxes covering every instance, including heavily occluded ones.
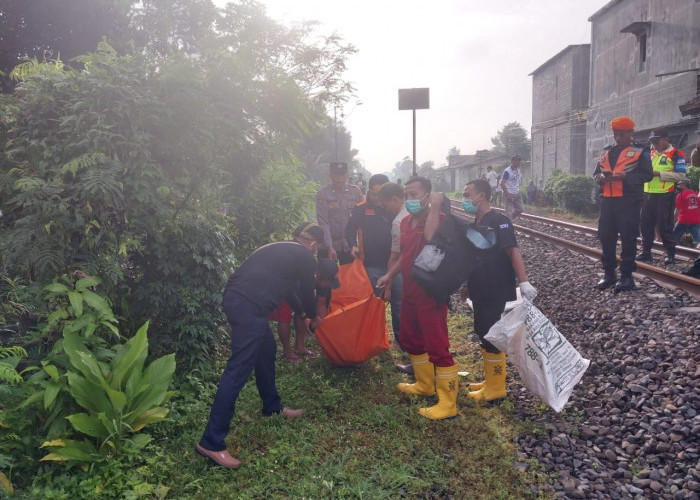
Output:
[674,179,700,247]
[377,176,458,420]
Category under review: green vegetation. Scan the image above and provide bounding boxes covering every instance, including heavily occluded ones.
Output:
[543,169,598,215]
[0,2,552,497]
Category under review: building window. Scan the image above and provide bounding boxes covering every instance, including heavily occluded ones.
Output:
[639,33,647,72]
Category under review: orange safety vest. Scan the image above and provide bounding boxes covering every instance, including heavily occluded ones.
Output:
[597,146,643,197]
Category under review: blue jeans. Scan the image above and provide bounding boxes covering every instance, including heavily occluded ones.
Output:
[674,223,700,244]
[365,266,403,349]
[200,290,282,451]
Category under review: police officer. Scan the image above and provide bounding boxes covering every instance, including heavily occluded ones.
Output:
[636,128,687,264]
[593,116,653,292]
[316,161,364,264]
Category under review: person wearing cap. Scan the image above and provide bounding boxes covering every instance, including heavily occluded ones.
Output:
[500,155,524,220]
[636,128,687,265]
[593,116,653,292]
[673,179,700,248]
[316,161,364,264]
[196,221,325,469]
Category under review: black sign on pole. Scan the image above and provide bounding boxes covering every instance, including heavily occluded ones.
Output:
[398,88,429,176]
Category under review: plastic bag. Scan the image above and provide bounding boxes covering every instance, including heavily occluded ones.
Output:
[484,299,589,412]
[413,244,445,272]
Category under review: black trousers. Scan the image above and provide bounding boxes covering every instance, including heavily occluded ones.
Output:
[598,197,642,276]
[472,300,506,354]
[640,192,676,254]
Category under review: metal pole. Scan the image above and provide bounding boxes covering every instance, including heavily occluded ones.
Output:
[412,109,417,176]
[334,106,338,160]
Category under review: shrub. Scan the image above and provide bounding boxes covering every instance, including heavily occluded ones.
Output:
[544,169,596,215]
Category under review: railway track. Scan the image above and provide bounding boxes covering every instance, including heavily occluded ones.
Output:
[448,199,700,296]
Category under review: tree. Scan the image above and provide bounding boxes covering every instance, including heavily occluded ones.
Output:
[448,146,461,157]
[490,122,531,160]
[0,0,134,90]
[0,0,356,368]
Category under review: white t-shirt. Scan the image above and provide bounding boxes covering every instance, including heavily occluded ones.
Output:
[391,206,410,253]
[502,166,522,195]
[486,170,499,189]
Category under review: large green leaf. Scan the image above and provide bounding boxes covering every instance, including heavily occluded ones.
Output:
[44,283,69,294]
[131,407,169,432]
[127,353,175,417]
[81,289,116,322]
[75,276,102,291]
[40,439,98,462]
[66,413,109,438]
[66,372,112,416]
[67,291,83,317]
[43,381,60,410]
[63,331,106,385]
[43,364,60,382]
[111,321,149,391]
[19,390,44,409]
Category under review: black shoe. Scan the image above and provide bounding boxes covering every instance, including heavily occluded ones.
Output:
[597,273,617,290]
[614,275,636,292]
[635,252,652,262]
[664,254,675,265]
[395,363,414,375]
[681,268,700,278]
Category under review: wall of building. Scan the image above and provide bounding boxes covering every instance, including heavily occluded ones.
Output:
[531,45,590,180]
[586,0,700,172]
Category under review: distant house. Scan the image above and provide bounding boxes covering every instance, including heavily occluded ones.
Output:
[436,150,511,192]
[530,44,590,179]
[586,0,700,172]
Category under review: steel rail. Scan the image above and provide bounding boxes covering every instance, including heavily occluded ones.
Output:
[448,199,700,296]
[448,199,700,260]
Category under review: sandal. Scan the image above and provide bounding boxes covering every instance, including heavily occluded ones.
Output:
[283,352,302,363]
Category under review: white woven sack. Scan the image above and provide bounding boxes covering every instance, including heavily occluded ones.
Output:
[484,299,589,412]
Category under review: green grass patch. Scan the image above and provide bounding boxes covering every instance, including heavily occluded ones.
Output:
[15,310,548,499]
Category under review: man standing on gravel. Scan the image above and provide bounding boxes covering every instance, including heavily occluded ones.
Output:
[500,155,524,220]
[635,128,686,265]
[458,178,536,401]
[593,117,653,292]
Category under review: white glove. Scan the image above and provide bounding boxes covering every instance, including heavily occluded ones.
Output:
[519,281,537,301]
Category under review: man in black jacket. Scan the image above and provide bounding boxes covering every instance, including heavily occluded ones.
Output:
[196,222,325,469]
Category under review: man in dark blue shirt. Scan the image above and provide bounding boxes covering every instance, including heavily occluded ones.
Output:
[196,222,325,469]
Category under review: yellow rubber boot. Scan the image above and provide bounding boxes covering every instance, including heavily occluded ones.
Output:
[418,365,458,420]
[467,349,489,390]
[397,353,435,396]
[468,350,506,401]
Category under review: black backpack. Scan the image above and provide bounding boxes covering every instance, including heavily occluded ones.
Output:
[411,199,475,303]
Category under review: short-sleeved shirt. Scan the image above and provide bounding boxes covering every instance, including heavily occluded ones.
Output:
[676,189,700,225]
[315,182,364,252]
[467,210,518,304]
[391,206,410,253]
[486,170,499,189]
[501,166,522,194]
[345,202,393,268]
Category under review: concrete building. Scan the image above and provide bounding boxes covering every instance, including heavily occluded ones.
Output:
[586,0,700,172]
[530,45,591,179]
[436,150,512,192]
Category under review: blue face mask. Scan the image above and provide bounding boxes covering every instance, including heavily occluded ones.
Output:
[461,199,478,214]
[405,199,424,215]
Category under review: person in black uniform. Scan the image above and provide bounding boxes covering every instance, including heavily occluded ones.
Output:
[593,116,653,292]
[196,222,326,469]
[452,180,536,401]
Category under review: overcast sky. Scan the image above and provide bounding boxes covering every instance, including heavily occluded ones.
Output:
[215,0,611,174]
